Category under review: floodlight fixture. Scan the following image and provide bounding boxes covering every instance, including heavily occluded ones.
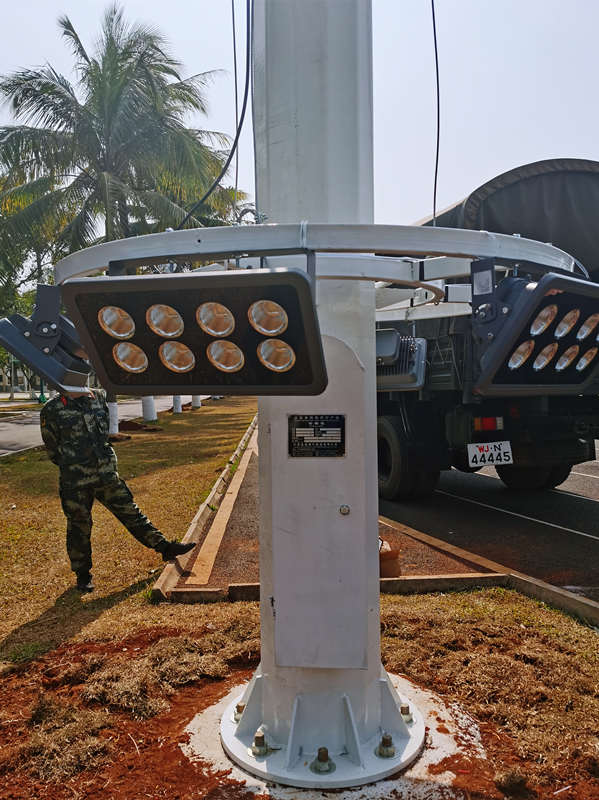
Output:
[471,262,599,396]
[0,284,91,393]
[62,267,327,396]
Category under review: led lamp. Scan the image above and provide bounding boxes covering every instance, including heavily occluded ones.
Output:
[248,300,288,336]
[197,302,235,337]
[530,304,557,336]
[98,306,135,339]
[257,338,296,372]
[577,313,599,340]
[533,343,558,371]
[555,309,580,338]
[556,345,579,371]
[146,304,184,338]
[113,342,148,373]
[576,347,598,372]
[159,341,195,372]
[508,340,534,370]
[207,340,245,372]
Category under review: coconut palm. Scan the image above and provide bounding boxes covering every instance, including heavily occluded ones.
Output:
[0,4,238,254]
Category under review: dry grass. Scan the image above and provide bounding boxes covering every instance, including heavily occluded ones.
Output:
[0,694,112,781]
[0,397,256,661]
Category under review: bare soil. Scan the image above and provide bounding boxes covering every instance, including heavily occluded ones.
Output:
[0,591,597,799]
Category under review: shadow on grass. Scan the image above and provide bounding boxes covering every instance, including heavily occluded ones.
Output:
[0,576,155,663]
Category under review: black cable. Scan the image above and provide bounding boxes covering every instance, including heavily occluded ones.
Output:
[177,0,251,230]
[431,0,440,227]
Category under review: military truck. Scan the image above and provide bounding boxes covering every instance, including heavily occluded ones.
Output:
[376,158,599,498]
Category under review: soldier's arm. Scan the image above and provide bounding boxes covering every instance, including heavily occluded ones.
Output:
[40,409,61,465]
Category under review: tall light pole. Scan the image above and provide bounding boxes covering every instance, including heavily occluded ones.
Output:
[219,0,425,787]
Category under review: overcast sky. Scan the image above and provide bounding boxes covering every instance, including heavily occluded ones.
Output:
[1,0,598,224]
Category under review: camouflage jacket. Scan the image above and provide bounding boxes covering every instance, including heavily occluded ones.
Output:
[40,390,118,486]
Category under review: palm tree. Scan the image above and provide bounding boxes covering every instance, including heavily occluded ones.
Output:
[0,4,238,253]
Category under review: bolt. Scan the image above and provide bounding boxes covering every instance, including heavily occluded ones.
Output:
[251,729,268,756]
[502,306,509,315]
[487,332,494,340]
[42,327,48,333]
[339,504,350,515]
[376,732,396,758]
[24,331,30,337]
[234,702,245,722]
[310,746,334,773]
[50,323,57,330]
[400,703,413,723]
[478,311,486,319]
[43,347,50,354]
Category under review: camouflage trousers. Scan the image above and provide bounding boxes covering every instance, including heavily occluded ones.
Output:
[59,476,167,575]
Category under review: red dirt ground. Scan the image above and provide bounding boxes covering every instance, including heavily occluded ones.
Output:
[1,629,597,800]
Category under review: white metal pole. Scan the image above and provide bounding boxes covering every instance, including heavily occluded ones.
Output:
[141,396,157,422]
[191,394,202,409]
[172,395,183,414]
[220,0,423,788]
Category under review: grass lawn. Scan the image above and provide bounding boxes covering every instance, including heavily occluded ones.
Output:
[0,396,256,662]
[0,395,598,798]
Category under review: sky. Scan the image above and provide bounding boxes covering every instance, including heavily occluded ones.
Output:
[1,0,598,225]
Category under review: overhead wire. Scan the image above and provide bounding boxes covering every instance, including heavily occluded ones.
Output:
[176,0,251,230]
[431,0,441,227]
[231,0,240,218]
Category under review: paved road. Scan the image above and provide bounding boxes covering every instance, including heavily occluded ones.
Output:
[0,396,209,457]
[380,457,599,603]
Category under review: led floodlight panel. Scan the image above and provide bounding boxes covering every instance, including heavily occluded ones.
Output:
[473,272,599,396]
[62,268,327,396]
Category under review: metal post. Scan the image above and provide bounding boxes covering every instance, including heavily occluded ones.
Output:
[220,0,423,787]
[173,395,183,414]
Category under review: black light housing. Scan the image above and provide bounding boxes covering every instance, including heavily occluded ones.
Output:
[472,267,599,396]
[0,284,92,392]
[62,268,327,396]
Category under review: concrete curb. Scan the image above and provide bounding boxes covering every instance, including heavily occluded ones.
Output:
[150,414,258,602]
[380,515,599,627]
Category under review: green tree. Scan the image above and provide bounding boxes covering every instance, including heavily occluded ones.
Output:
[0,4,239,255]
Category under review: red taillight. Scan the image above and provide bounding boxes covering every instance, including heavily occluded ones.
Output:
[474,416,504,432]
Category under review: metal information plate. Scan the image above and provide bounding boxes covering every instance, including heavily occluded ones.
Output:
[288,414,346,457]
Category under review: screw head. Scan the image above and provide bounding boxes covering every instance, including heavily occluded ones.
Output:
[42,327,48,333]
[235,702,245,715]
[43,347,50,354]
[50,323,57,330]
[502,306,509,314]
[24,331,30,337]
[339,504,350,516]
[487,332,494,340]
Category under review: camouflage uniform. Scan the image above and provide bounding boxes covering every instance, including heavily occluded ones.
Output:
[40,390,168,575]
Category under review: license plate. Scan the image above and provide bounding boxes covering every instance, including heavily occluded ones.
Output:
[467,440,513,467]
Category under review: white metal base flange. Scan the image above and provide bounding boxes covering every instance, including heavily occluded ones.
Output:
[218,670,425,789]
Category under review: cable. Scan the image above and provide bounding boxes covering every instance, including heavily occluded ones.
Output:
[231,0,240,217]
[177,0,251,230]
[431,0,440,227]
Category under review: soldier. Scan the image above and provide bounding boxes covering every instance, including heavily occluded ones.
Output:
[40,388,194,593]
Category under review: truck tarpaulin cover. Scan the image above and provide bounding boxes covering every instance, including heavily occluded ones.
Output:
[421,158,599,278]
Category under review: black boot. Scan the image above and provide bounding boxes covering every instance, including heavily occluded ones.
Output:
[75,571,94,593]
[161,540,195,561]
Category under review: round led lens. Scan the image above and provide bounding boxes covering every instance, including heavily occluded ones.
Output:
[257,339,296,372]
[556,345,579,371]
[158,341,195,373]
[112,342,148,373]
[98,306,135,339]
[146,304,184,338]
[207,340,244,372]
[248,300,288,336]
[577,313,599,340]
[576,347,598,372]
[533,342,558,371]
[196,302,235,337]
[529,304,557,336]
[507,340,534,371]
[555,309,580,338]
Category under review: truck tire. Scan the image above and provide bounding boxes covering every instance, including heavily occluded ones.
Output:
[496,464,553,491]
[377,416,414,500]
[543,463,573,489]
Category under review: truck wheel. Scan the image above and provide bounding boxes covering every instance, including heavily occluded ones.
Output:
[543,463,573,489]
[377,416,414,500]
[496,464,553,490]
